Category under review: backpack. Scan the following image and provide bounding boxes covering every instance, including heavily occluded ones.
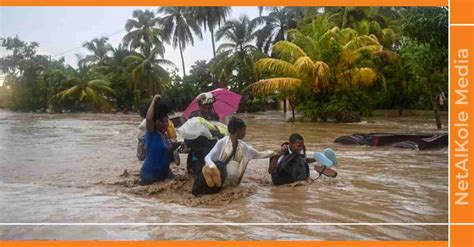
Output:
[271,146,309,186]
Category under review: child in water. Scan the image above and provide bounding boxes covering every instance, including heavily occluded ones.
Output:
[269,133,337,185]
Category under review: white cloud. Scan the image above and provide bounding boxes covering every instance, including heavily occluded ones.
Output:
[1,6,260,74]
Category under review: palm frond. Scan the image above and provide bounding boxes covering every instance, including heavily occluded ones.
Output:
[376,50,400,63]
[79,90,88,102]
[339,28,359,44]
[246,77,302,94]
[84,87,111,109]
[313,61,330,90]
[294,56,315,78]
[354,44,383,54]
[87,79,111,87]
[154,58,176,67]
[122,30,142,47]
[254,58,298,77]
[271,41,306,61]
[54,85,80,102]
[343,35,380,50]
[125,19,141,31]
[216,43,236,53]
[381,28,396,48]
[319,26,340,44]
[343,67,377,87]
[123,55,143,66]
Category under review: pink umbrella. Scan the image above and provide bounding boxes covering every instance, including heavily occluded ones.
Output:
[183,88,242,120]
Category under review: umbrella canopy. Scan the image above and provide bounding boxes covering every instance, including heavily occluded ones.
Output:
[183,88,242,120]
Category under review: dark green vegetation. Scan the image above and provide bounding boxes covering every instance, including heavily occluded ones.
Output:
[0,7,447,128]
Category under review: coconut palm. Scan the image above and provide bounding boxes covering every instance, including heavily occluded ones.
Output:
[96,44,130,75]
[96,44,134,110]
[253,7,300,54]
[325,7,368,29]
[122,9,165,56]
[50,62,115,111]
[123,46,175,99]
[192,7,231,57]
[82,37,112,67]
[324,7,402,49]
[247,24,393,119]
[211,15,264,92]
[158,7,202,77]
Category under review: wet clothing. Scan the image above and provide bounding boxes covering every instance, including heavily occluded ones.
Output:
[271,148,310,186]
[184,111,222,175]
[140,131,171,185]
[137,119,177,140]
[186,136,217,175]
[191,147,236,196]
[205,136,274,187]
[137,119,177,162]
[192,136,272,196]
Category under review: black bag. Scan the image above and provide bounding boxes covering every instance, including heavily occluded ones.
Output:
[186,137,217,175]
[271,148,309,186]
[192,143,237,196]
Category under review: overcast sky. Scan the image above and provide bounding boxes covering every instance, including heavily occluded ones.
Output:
[0,7,260,85]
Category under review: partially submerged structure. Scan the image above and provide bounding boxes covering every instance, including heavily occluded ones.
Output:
[334,133,448,150]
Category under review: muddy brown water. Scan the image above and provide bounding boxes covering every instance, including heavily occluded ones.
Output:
[0,109,448,240]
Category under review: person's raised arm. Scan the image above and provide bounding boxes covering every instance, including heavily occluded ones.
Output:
[146,95,160,132]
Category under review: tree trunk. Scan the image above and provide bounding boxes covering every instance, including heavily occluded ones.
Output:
[342,7,349,28]
[283,98,287,113]
[398,107,403,116]
[432,99,442,130]
[210,27,218,87]
[210,26,216,57]
[289,99,295,120]
[179,42,186,78]
[427,82,442,130]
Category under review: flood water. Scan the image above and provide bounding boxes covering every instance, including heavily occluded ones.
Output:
[0,109,448,240]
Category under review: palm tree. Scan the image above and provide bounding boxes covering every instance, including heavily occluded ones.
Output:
[324,7,402,49]
[122,9,165,56]
[211,15,264,92]
[82,37,112,67]
[247,23,394,119]
[96,44,130,74]
[96,44,134,110]
[123,46,175,100]
[192,7,231,57]
[325,7,362,29]
[50,62,115,111]
[158,7,202,78]
[253,7,300,54]
[122,9,171,106]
